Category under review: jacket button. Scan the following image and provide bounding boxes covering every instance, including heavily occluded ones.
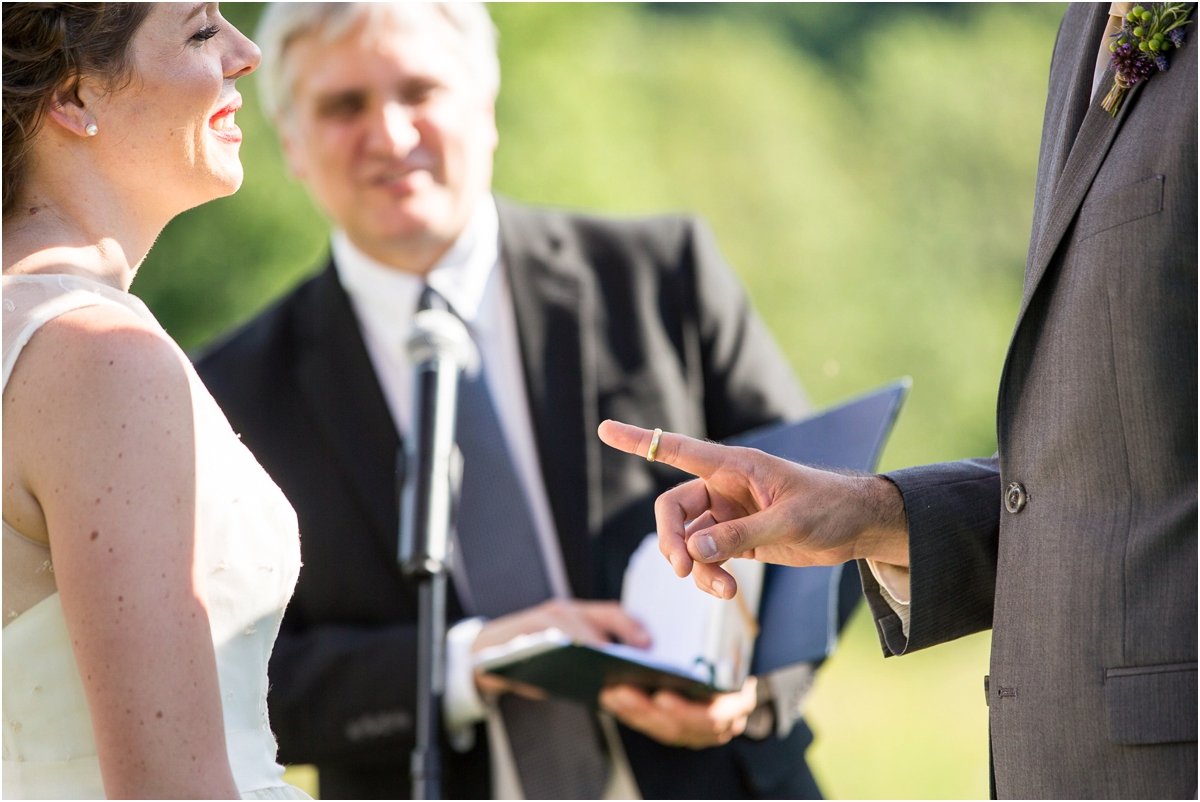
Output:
[1005,482,1027,513]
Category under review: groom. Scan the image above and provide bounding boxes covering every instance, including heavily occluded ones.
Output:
[599,3,1196,798]
[198,3,857,799]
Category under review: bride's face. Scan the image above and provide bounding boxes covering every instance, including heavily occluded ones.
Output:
[86,3,260,216]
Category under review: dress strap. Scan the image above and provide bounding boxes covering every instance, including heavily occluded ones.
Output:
[2,274,153,392]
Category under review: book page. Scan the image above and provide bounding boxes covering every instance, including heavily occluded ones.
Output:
[621,533,763,689]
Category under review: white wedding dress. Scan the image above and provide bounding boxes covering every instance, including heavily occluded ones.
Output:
[1,274,309,800]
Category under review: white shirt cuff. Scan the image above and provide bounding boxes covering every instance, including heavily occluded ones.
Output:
[444,616,489,747]
[866,559,912,638]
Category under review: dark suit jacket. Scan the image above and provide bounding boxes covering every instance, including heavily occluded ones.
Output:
[859,4,1197,798]
[197,199,851,799]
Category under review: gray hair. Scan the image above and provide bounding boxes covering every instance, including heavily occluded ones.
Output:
[254,2,500,121]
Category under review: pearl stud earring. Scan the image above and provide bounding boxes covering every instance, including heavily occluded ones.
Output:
[85,123,98,136]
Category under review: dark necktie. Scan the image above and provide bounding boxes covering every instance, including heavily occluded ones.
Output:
[419,287,609,798]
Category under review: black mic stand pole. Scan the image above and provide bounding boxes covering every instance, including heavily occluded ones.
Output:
[399,308,471,801]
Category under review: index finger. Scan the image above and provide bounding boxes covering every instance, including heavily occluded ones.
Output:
[597,420,728,479]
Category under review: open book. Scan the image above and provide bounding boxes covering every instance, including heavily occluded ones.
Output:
[474,379,910,706]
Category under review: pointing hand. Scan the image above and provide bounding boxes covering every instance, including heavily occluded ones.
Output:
[597,420,908,598]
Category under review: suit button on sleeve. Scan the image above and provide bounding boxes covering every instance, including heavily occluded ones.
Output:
[1004,482,1028,513]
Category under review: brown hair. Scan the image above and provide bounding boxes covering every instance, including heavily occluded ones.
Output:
[2,3,153,219]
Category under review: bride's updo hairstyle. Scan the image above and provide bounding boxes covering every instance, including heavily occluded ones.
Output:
[2,3,152,219]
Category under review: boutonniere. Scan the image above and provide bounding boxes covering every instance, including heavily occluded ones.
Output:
[1102,3,1194,115]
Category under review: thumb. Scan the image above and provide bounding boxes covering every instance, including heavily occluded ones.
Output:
[686,509,778,564]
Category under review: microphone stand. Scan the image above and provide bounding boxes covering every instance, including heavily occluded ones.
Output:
[399,307,471,801]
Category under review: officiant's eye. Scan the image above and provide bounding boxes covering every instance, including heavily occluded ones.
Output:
[399,78,440,107]
[190,23,220,44]
[315,91,367,121]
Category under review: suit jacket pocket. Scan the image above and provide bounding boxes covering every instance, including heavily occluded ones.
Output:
[1105,662,1197,745]
[1076,175,1164,242]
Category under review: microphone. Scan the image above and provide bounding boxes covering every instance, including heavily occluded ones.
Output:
[399,306,473,576]
[398,302,472,800]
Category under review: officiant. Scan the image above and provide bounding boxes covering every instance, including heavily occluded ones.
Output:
[197,2,859,799]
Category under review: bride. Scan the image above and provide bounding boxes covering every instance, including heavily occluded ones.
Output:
[3,4,307,798]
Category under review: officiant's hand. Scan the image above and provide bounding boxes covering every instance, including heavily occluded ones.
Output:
[599,678,759,748]
[597,420,909,599]
[472,599,651,697]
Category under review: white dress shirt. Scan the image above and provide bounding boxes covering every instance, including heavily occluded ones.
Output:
[866,558,912,636]
[332,195,572,734]
[334,197,641,799]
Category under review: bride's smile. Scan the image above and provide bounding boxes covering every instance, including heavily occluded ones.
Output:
[209,98,243,142]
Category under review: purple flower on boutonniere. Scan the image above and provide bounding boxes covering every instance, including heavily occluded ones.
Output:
[1101,2,1194,115]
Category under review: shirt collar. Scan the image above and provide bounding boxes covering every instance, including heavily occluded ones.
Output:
[333,194,501,345]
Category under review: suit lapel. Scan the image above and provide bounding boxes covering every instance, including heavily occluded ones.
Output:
[1013,5,1145,334]
[499,200,599,598]
[1028,3,1112,247]
[294,262,403,555]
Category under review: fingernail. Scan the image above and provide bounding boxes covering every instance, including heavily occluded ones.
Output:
[668,554,682,575]
[696,534,718,559]
[711,579,726,597]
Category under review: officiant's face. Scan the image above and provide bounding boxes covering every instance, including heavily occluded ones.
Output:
[281,9,498,263]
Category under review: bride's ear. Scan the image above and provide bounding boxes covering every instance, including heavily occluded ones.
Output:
[44,76,102,138]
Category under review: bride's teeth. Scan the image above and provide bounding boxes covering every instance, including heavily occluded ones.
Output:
[211,113,234,131]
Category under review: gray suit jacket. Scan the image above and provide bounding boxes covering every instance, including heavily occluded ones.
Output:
[859,4,1197,798]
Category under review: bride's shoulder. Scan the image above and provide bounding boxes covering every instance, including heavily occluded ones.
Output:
[6,303,192,432]
[31,301,182,375]
[4,303,196,528]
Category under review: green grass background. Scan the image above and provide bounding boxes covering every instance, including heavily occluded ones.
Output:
[133,3,1067,798]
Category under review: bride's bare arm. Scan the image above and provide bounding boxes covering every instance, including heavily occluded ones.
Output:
[2,306,240,799]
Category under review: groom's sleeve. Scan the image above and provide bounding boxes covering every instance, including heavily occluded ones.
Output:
[859,457,1002,656]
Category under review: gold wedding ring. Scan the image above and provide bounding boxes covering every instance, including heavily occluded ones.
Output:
[646,428,663,463]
